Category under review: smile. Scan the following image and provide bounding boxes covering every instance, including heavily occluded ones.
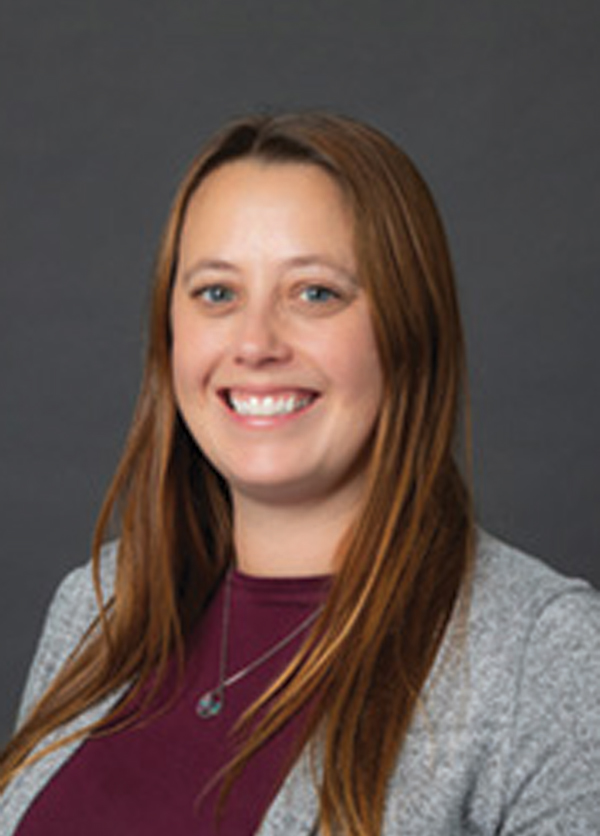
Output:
[224,389,318,418]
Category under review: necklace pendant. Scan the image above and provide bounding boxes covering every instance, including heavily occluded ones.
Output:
[196,689,223,719]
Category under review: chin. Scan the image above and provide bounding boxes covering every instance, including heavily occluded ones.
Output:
[228,473,328,506]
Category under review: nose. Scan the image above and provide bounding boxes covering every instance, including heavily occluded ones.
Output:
[232,301,292,367]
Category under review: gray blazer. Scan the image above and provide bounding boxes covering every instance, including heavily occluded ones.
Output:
[2,532,600,835]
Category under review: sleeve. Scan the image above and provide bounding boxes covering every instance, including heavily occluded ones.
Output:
[16,544,117,729]
[499,584,600,835]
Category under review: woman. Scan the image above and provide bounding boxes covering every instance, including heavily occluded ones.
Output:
[1,112,599,835]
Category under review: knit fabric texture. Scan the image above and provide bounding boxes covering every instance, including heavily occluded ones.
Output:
[2,531,600,834]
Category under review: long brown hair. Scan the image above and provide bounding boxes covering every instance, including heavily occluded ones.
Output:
[1,112,474,835]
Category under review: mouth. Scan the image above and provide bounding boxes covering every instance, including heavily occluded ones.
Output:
[220,388,319,418]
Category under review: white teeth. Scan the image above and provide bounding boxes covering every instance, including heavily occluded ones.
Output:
[229,392,312,417]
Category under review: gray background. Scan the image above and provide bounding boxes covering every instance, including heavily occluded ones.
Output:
[1,1,598,743]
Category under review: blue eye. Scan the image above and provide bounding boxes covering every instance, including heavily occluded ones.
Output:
[300,285,339,303]
[197,284,235,304]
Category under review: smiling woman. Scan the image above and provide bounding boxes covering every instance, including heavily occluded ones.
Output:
[1,112,599,836]
[171,160,383,553]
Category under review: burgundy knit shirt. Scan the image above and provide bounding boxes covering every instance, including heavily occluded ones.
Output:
[17,569,330,835]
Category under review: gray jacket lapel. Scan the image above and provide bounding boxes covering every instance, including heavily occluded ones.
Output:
[0,685,128,836]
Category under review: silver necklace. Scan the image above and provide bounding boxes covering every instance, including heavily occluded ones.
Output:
[196,569,323,719]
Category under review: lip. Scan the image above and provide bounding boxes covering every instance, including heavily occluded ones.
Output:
[218,386,320,424]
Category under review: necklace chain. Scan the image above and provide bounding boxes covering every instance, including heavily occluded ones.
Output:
[196,569,323,719]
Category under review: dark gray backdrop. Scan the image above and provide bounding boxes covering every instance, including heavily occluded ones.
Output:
[1,0,598,743]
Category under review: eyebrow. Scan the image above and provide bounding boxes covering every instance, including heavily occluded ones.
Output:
[181,255,358,286]
[283,255,358,283]
[181,259,240,286]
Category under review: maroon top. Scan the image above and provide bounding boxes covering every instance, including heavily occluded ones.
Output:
[18,569,330,835]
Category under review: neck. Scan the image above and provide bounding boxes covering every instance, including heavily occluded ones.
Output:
[232,488,363,577]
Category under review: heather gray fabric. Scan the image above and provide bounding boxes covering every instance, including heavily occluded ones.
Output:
[2,532,599,834]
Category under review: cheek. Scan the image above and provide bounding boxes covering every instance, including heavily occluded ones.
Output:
[353,361,384,428]
[170,307,208,402]
[170,311,190,390]
[171,338,211,396]
[327,326,383,407]
[170,339,190,404]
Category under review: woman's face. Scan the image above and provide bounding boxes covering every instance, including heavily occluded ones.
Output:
[170,160,383,510]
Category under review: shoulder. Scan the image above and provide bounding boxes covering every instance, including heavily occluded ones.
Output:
[16,541,118,727]
[453,531,600,830]
[2,544,123,836]
[39,540,117,634]
[46,539,117,619]
[462,529,600,708]
[473,528,595,601]
[384,532,600,832]
[468,529,600,659]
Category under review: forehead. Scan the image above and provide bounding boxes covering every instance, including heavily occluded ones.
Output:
[192,156,347,198]
[183,159,352,231]
[174,160,359,286]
